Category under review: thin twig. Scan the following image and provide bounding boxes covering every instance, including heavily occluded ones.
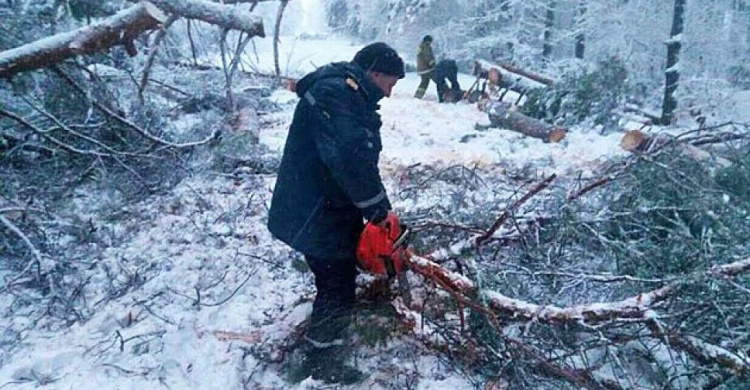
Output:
[476,173,557,246]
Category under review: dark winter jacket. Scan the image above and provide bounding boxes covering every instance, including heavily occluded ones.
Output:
[433,59,461,102]
[416,41,436,75]
[267,62,391,259]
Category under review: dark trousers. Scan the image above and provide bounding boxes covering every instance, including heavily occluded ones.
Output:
[435,74,461,103]
[304,255,357,343]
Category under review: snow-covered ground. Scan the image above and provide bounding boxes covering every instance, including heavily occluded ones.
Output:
[6,17,746,389]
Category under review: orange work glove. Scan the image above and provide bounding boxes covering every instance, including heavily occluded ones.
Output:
[356,212,408,276]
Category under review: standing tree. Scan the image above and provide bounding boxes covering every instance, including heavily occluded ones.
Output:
[542,0,556,59]
[660,0,686,124]
[575,0,586,59]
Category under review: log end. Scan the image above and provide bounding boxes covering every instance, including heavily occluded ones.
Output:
[548,127,567,143]
[621,129,647,152]
[488,67,502,86]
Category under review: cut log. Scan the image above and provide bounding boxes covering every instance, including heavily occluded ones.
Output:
[620,129,731,167]
[0,2,167,78]
[143,0,265,37]
[496,61,556,86]
[485,100,567,143]
[472,59,551,97]
[620,129,665,152]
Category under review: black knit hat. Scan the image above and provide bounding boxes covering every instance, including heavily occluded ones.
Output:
[352,42,405,79]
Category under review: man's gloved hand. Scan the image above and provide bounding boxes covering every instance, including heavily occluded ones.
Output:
[357,212,409,276]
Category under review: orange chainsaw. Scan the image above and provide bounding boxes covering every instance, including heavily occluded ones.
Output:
[356,212,413,305]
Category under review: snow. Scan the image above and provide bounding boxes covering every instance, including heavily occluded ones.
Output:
[262,59,628,178]
[1,8,707,390]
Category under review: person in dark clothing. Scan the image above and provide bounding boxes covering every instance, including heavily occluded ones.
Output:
[267,42,405,384]
[433,59,462,103]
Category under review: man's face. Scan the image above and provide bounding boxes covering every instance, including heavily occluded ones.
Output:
[370,73,400,97]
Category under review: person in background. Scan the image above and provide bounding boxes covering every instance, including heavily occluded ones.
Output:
[414,35,436,99]
[267,42,405,385]
[434,59,462,103]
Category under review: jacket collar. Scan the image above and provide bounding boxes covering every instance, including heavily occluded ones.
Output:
[295,62,385,107]
[345,62,385,106]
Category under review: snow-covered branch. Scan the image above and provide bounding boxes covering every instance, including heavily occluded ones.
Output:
[409,254,749,325]
[144,0,265,36]
[484,285,675,324]
[647,318,749,374]
[0,2,167,78]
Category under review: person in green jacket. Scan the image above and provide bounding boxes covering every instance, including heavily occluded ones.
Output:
[414,35,436,99]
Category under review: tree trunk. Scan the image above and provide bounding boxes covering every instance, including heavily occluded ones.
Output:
[483,100,567,143]
[144,0,265,36]
[542,0,556,59]
[660,0,686,125]
[575,0,586,59]
[273,0,289,77]
[0,2,167,78]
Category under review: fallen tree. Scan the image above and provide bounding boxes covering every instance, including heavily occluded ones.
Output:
[142,0,265,36]
[478,100,567,143]
[0,0,266,78]
[389,154,750,386]
[404,247,750,376]
[0,2,167,78]
[494,61,556,87]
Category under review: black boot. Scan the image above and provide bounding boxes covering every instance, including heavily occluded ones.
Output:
[304,338,364,385]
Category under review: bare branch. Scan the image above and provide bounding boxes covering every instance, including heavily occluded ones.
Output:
[53,67,218,148]
[0,214,44,292]
[138,14,178,100]
[476,173,556,246]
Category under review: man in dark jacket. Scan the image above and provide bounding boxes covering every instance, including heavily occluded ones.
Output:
[268,42,405,384]
[433,59,462,103]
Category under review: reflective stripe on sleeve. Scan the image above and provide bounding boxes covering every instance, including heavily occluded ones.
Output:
[353,190,386,209]
[304,91,317,106]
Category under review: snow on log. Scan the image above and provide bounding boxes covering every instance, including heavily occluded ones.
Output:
[647,317,750,374]
[675,333,749,373]
[472,59,551,94]
[494,61,556,86]
[484,259,747,324]
[410,252,749,326]
[145,0,265,37]
[485,100,567,143]
[485,285,675,324]
[409,251,677,324]
[0,2,167,78]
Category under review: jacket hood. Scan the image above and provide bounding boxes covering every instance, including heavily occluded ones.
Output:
[295,62,385,104]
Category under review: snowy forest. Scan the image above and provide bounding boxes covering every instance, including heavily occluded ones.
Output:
[0,0,749,389]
